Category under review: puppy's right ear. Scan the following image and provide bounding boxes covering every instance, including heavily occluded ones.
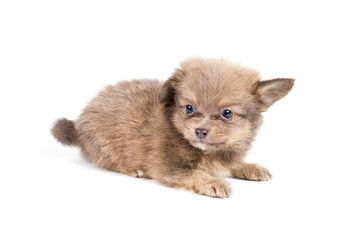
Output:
[157,68,184,104]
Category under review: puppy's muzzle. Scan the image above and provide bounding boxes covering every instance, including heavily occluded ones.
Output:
[195,128,209,139]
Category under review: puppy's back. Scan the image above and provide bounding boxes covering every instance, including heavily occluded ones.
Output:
[74,79,165,173]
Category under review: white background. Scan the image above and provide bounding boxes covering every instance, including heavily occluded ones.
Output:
[1,0,353,239]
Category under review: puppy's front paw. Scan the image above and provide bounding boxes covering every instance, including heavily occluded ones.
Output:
[173,170,232,198]
[198,179,232,198]
[233,163,272,181]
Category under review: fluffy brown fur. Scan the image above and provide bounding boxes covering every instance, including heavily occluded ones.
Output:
[52,57,294,198]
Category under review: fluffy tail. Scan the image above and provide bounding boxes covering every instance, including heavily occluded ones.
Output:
[51,118,77,146]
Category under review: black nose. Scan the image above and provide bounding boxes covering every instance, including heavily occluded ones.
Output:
[195,128,209,139]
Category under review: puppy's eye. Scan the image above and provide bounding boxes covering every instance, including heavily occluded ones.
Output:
[221,109,233,120]
[186,104,194,115]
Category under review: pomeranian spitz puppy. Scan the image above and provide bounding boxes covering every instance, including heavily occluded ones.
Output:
[52,57,294,198]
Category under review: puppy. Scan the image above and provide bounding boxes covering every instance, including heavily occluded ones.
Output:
[52,57,294,198]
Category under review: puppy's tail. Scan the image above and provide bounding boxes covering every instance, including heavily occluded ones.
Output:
[51,118,77,146]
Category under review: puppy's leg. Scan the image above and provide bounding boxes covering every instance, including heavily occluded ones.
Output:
[232,162,272,181]
[159,170,232,198]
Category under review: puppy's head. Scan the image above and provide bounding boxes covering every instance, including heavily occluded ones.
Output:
[158,57,294,152]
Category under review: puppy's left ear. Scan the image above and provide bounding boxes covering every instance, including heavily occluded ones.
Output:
[157,68,184,104]
[255,78,295,111]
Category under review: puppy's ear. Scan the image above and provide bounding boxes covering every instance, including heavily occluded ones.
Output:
[157,68,184,104]
[255,78,295,111]
[157,78,175,104]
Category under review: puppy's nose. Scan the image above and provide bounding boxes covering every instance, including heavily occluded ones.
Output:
[195,128,209,139]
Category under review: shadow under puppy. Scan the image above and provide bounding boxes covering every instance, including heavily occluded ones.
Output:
[52,57,294,198]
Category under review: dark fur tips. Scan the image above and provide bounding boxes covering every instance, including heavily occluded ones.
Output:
[51,118,77,146]
[157,68,184,104]
[157,79,175,104]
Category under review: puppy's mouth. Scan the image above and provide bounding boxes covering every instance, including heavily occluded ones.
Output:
[191,139,225,149]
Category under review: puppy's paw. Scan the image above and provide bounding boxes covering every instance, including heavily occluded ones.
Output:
[127,170,144,178]
[233,163,272,181]
[171,170,232,198]
[198,179,232,198]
